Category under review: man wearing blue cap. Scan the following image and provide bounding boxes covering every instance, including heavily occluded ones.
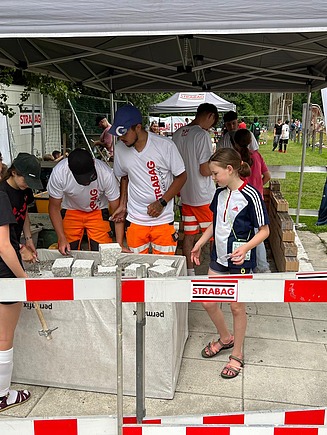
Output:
[110,105,187,255]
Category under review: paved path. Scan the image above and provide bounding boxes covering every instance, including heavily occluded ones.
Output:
[2,230,327,420]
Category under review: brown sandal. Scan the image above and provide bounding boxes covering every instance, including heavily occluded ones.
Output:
[201,336,234,358]
[221,355,244,379]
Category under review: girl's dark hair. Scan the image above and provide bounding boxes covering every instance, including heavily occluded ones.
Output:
[209,148,251,178]
[233,129,253,167]
[1,163,21,182]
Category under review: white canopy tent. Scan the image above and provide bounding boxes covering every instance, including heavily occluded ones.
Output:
[0,0,326,225]
[149,92,236,113]
[0,1,327,94]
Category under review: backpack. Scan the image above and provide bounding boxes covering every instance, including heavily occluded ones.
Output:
[252,123,261,138]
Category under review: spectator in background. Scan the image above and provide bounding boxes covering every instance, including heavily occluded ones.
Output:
[94,115,114,160]
[272,118,283,151]
[217,111,259,151]
[149,121,160,134]
[250,117,261,142]
[279,120,290,153]
[238,118,247,129]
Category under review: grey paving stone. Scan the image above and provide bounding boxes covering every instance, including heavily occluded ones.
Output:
[71,259,94,277]
[290,302,327,320]
[246,303,292,317]
[124,262,150,277]
[244,365,327,406]
[176,358,242,398]
[148,265,176,277]
[293,318,327,343]
[99,243,122,267]
[188,308,233,334]
[246,313,296,341]
[244,336,327,370]
[244,399,318,412]
[52,257,74,277]
[97,265,118,276]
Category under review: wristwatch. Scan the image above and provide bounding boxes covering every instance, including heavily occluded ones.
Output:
[159,197,167,207]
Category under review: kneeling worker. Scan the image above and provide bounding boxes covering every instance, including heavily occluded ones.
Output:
[47,148,124,255]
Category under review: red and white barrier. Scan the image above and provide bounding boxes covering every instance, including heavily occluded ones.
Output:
[1,271,327,303]
[1,408,327,434]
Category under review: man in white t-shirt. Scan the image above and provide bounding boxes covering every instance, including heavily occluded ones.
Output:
[218,111,259,151]
[279,120,290,153]
[172,103,218,275]
[47,148,124,255]
[110,105,186,255]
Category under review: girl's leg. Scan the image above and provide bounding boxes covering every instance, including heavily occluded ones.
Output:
[0,303,22,351]
[0,303,30,409]
[201,268,233,356]
[221,301,247,377]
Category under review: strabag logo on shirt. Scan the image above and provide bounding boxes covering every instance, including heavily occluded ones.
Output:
[191,280,238,302]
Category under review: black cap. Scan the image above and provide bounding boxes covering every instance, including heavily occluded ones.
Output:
[68,148,97,186]
[13,153,43,190]
[95,115,106,126]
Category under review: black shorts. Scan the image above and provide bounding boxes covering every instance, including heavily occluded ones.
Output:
[209,260,251,275]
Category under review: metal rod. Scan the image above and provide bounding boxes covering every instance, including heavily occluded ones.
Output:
[296,84,311,225]
[136,265,146,424]
[116,267,123,435]
[31,104,35,155]
[67,99,95,157]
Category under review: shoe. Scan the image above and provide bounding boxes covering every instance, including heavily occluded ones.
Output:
[201,336,234,358]
[0,390,31,412]
[278,150,283,153]
[221,355,244,379]
[284,151,287,153]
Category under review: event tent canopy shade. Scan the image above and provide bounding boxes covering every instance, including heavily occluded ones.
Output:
[1,0,327,94]
[149,92,236,113]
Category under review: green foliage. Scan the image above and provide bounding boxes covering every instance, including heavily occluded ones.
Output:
[116,92,173,117]
[0,67,81,118]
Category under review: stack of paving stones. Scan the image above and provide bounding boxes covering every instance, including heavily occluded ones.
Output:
[266,180,299,272]
[34,243,179,278]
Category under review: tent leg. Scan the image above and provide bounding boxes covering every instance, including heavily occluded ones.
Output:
[296,84,311,226]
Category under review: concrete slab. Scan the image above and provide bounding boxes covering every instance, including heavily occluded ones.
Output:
[246,313,296,341]
[244,399,318,412]
[246,303,292,317]
[188,309,233,334]
[290,302,327,320]
[244,336,327,370]
[293,318,327,343]
[244,365,327,406]
[176,358,242,399]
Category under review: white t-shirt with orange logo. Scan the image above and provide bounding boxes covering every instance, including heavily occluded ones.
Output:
[113,132,185,225]
[47,158,120,211]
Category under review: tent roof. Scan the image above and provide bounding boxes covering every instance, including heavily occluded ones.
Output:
[149,92,236,113]
[1,1,327,94]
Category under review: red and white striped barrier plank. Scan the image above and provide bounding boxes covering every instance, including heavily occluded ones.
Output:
[122,426,327,434]
[1,409,326,434]
[121,273,327,303]
[0,277,116,302]
[0,271,327,303]
[124,408,327,426]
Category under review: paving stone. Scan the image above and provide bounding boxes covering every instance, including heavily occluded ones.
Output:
[153,258,176,267]
[97,265,118,276]
[71,259,94,277]
[124,262,150,277]
[148,265,177,277]
[99,243,122,266]
[51,257,74,277]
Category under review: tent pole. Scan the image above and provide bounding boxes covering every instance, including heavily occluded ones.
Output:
[296,84,311,226]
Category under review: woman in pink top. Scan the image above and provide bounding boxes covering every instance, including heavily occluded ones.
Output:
[233,129,270,199]
[233,129,271,273]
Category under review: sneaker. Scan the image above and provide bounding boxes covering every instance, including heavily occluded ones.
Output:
[0,390,31,412]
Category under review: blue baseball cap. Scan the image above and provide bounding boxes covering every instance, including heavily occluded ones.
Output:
[109,105,143,136]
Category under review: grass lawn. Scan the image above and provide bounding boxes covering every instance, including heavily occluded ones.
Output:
[259,131,327,233]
